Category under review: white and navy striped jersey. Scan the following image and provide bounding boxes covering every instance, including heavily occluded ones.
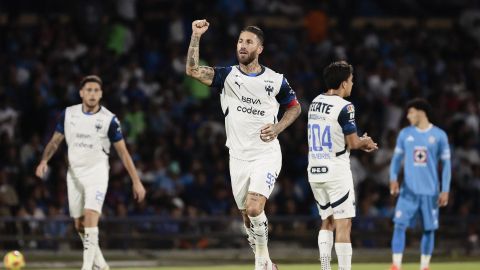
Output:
[211,65,298,161]
[56,104,123,177]
[307,94,357,182]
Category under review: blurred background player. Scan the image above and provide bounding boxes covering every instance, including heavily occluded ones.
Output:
[389,98,451,270]
[35,75,146,270]
[185,19,301,270]
[307,61,378,270]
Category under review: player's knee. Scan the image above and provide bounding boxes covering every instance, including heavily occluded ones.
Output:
[245,205,263,217]
[74,222,84,233]
[321,216,335,230]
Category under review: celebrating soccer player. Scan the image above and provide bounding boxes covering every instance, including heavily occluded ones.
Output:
[185,19,301,270]
[389,98,451,270]
[307,61,378,270]
[35,75,146,270]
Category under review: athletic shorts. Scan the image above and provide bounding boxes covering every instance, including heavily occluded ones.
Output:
[229,152,282,210]
[67,166,109,218]
[393,187,439,231]
[310,177,356,220]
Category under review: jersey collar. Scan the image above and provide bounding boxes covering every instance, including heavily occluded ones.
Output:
[415,123,433,133]
[236,65,265,77]
[82,105,102,115]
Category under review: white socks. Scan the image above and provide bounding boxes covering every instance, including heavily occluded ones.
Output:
[249,211,270,259]
[392,253,431,269]
[318,230,333,270]
[420,254,431,269]
[244,224,256,255]
[335,243,352,270]
[82,227,99,270]
[393,253,403,268]
[79,230,107,268]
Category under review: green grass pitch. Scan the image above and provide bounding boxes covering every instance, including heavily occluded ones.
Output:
[44,262,480,270]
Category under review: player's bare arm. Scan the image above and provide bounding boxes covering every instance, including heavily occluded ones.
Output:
[185,19,215,86]
[260,104,301,142]
[35,131,65,178]
[113,139,146,202]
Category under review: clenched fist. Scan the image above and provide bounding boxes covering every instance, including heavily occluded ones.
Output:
[192,19,210,36]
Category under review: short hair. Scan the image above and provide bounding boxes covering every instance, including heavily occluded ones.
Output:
[80,75,103,88]
[241,26,264,44]
[406,98,432,119]
[323,61,353,90]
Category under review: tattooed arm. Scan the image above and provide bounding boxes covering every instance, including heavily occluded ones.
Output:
[35,131,65,178]
[185,19,215,86]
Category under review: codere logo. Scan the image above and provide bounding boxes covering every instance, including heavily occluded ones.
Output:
[310,166,329,174]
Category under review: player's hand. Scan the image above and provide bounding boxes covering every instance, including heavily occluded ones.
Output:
[360,133,378,152]
[35,161,48,179]
[390,181,400,196]
[132,181,146,203]
[260,123,280,142]
[192,19,209,36]
[438,192,449,207]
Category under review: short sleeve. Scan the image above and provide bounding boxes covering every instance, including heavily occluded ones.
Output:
[337,104,357,135]
[108,116,123,142]
[55,110,66,134]
[210,66,233,88]
[275,77,298,106]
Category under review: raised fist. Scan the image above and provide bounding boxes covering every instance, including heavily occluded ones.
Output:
[192,19,210,36]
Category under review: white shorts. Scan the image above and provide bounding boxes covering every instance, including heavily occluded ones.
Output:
[67,167,109,218]
[310,178,356,220]
[229,152,282,210]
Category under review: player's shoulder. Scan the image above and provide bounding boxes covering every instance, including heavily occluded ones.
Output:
[431,125,448,137]
[261,66,284,80]
[99,106,116,118]
[65,104,82,113]
[398,126,415,137]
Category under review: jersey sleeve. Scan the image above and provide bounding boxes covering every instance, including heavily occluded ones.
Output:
[389,129,406,181]
[275,77,299,108]
[108,116,123,143]
[55,110,66,134]
[210,66,232,88]
[439,130,452,192]
[337,103,357,135]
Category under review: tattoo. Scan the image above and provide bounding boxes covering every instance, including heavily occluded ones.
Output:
[199,66,214,80]
[187,35,200,69]
[41,132,64,162]
[188,47,199,68]
[186,35,215,85]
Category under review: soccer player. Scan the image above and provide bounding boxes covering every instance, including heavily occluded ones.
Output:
[307,61,378,270]
[185,20,301,270]
[389,98,451,270]
[35,75,146,270]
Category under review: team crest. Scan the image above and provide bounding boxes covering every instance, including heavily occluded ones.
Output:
[95,119,103,132]
[413,146,427,165]
[265,85,274,96]
[428,136,436,144]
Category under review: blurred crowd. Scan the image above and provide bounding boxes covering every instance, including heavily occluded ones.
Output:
[0,0,480,250]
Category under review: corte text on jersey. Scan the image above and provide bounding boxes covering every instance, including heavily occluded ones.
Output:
[309,102,333,114]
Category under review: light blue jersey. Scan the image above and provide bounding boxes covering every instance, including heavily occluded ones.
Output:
[390,124,451,196]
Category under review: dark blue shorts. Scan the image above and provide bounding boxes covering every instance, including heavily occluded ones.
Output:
[393,187,439,231]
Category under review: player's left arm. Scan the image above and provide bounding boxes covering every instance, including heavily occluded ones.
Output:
[109,117,146,202]
[438,131,451,207]
[260,77,301,142]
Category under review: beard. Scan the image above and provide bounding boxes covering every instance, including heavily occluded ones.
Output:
[236,51,257,65]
